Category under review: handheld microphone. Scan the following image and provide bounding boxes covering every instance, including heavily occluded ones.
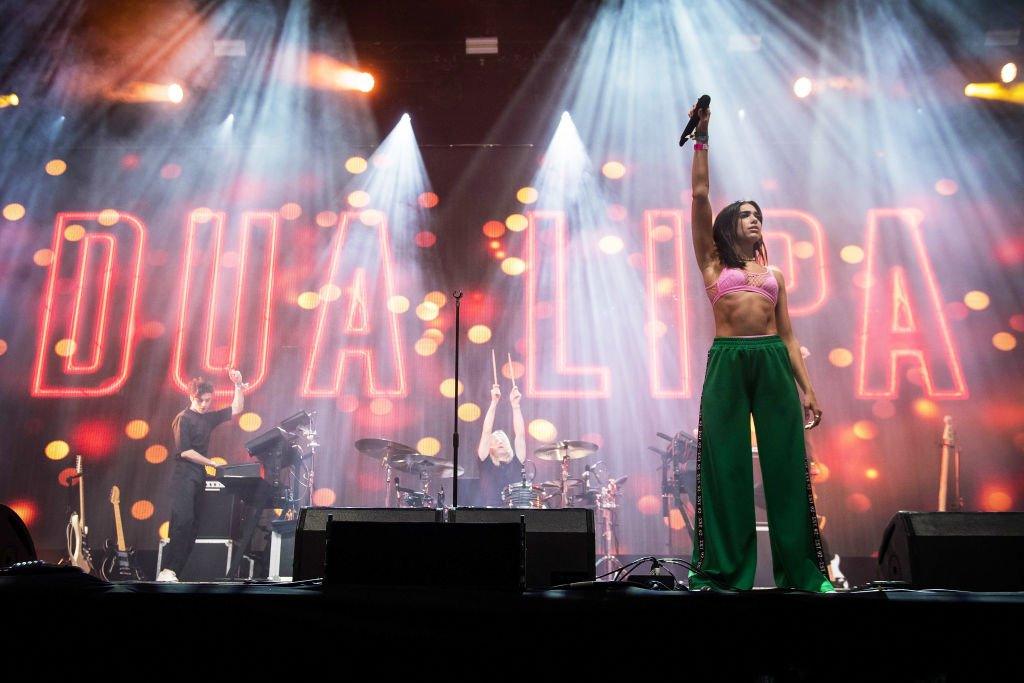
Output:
[678,94,711,146]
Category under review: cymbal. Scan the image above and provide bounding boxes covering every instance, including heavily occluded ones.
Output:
[539,479,581,490]
[533,440,599,461]
[390,455,464,478]
[355,438,419,458]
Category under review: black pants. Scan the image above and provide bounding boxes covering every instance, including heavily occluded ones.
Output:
[163,463,206,575]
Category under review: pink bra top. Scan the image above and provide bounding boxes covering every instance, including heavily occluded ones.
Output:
[705,266,779,306]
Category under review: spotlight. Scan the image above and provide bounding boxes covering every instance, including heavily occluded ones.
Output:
[336,69,375,93]
[167,83,184,104]
[1002,62,1018,84]
[793,77,813,99]
[0,93,19,108]
[964,81,1024,104]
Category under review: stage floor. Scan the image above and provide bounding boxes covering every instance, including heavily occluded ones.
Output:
[2,568,1019,679]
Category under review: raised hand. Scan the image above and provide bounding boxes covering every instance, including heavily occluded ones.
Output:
[509,386,522,408]
[490,383,501,405]
[227,368,244,386]
[688,103,710,134]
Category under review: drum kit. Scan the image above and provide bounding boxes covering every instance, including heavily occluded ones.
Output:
[354,435,630,569]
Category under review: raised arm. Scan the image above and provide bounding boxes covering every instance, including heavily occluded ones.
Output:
[509,386,527,464]
[774,270,822,428]
[477,384,501,461]
[228,368,245,416]
[689,105,715,271]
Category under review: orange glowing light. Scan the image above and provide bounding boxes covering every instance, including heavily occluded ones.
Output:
[934,179,958,196]
[528,419,557,442]
[158,521,170,540]
[829,348,854,367]
[506,214,528,232]
[370,398,393,415]
[794,241,815,259]
[458,403,482,422]
[601,161,626,179]
[45,159,67,176]
[439,379,464,398]
[993,332,1017,351]
[424,329,444,343]
[345,157,368,174]
[131,500,155,520]
[312,488,337,506]
[483,221,506,238]
[54,339,77,357]
[517,187,538,204]
[125,419,150,440]
[45,440,70,460]
[912,398,940,419]
[414,338,439,356]
[3,203,26,221]
[853,420,877,440]
[297,292,321,309]
[982,488,1013,512]
[501,257,527,276]
[360,209,384,226]
[416,301,440,321]
[418,192,439,209]
[963,291,990,311]
[239,412,262,432]
[865,468,879,480]
[280,203,302,220]
[417,438,441,456]
[840,245,864,264]
[33,249,54,266]
[319,283,343,302]
[415,231,437,248]
[316,211,338,227]
[424,291,447,308]
[64,224,85,241]
[145,445,168,464]
[0,339,7,356]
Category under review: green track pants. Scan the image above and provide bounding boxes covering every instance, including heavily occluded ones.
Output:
[688,336,832,592]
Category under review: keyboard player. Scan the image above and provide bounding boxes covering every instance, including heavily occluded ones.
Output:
[157,370,245,583]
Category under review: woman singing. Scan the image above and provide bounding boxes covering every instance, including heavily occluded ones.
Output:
[686,102,832,592]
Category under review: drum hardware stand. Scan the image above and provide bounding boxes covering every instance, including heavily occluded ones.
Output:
[560,449,572,509]
[653,431,697,556]
[382,457,395,508]
[595,479,623,576]
[938,415,964,512]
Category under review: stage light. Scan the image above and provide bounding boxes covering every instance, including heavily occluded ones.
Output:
[828,348,854,367]
[853,420,878,440]
[33,249,53,266]
[107,82,186,104]
[483,220,506,238]
[280,202,302,220]
[370,399,392,416]
[598,235,625,254]
[45,159,67,176]
[416,301,439,321]
[347,190,370,207]
[3,203,25,220]
[167,83,184,103]
[54,339,77,357]
[416,437,441,456]
[0,339,7,356]
[425,291,447,307]
[793,77,813,98]
[501,257,527,276]
[1002,62,1017,84]
[0,93,19,107]
[439,379,463,398]
[315,210,338,227]
[934,179,958,196]
[319,284,342,302]
[414,231,437,248]
[517,187,538,204]
[336,68,374,93]
[964,81,1024,104]
[468,324,492,343]
[840,245,864,264]
[601,161,626,179]
[506,214,528,231]
[297,292,320,309]
[131,500,155,520]
[865,468,879,480]
[387,295,410,314]
[239,413,262,432]
[414,338,438,356]
[458,403,482,422]
[528,419,557,442]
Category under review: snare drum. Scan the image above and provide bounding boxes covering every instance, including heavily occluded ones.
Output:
[502,482,546,509]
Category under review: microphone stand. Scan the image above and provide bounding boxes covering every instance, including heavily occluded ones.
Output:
[450,290,464,514]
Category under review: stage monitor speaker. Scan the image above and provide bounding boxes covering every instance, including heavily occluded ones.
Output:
[451,507,595,589]
[325,521,524,590]
[293,507,439,580]
[878,511,1024,590]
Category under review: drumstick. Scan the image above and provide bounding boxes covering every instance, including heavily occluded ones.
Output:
[491,348,499,386]
[508,352,517,389]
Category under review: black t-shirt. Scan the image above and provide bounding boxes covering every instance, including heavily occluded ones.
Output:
[478,456,525,507]
[172,406,232,474]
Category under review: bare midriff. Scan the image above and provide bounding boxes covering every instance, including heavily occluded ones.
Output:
[711,291,777,337]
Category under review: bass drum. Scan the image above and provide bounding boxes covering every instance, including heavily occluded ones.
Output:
[501,482,546,509]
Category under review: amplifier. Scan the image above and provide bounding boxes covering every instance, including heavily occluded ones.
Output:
[156,538,253,581]
[195,482,245,539]
[451,507,595,589]
[293,507,439,580]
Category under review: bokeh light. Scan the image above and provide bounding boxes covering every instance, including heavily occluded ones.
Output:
[159,521,170,540]
[601,161,626,179]
[651,224,674,242]
[97,209,120,226]
[44,440,70,460]
[416,301,440,321]
[501,257,527,276]
[425,291,447,307]
[528,419,557,442]
[131,500,154,520]
[458,403,482,422]
[418,191,439,208]
[992,332,1017,351]
[64,224,85,241]
[45,159,67,176]
[439,378,464,398]
[370,398,393,415]
[517,187,538,204]
[964,291,990,310]
[1001,62,1018,84]
[483,220,506,239]
[33,249,53,266]
[506,214,528,232]
[297,292,321,309]
[0,339,7,356]
[319,283,342,302]
[794,241,815,259]
[3,203,26,221]
[238,412,262,432]
[387,295,410,313]
[417,437,441,456]
[345,156,368,174]
[414,231,437,248]
[124,419,150,440]
[828,348,854,367]
[846,492,872,512]
[468,324,492,343]
[852,420,878,440]
[315,210,338,227]
[982,487,1013,512]
[360,208,384,225]
[54,338,77,357]
[598,235,625,254]
[840,245,865,264]
[934,178,958,196]
[280,202,302,220]
[912,398,941,419]
[414,338,439,356]
[312,488,336,506]
[793,76,814,98]
[865,468,880,480]
[347,190,370,208]
[145,445,168,464]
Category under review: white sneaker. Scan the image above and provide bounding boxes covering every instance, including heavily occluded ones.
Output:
[156,568,179,583]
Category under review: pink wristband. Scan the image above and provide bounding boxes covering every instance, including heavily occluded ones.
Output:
[694,142,708,151]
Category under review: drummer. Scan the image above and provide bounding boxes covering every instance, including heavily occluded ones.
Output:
[476,383,527,506]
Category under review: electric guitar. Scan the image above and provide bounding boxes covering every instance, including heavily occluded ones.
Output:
[100,485,141,581]
[65,455,94,573]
